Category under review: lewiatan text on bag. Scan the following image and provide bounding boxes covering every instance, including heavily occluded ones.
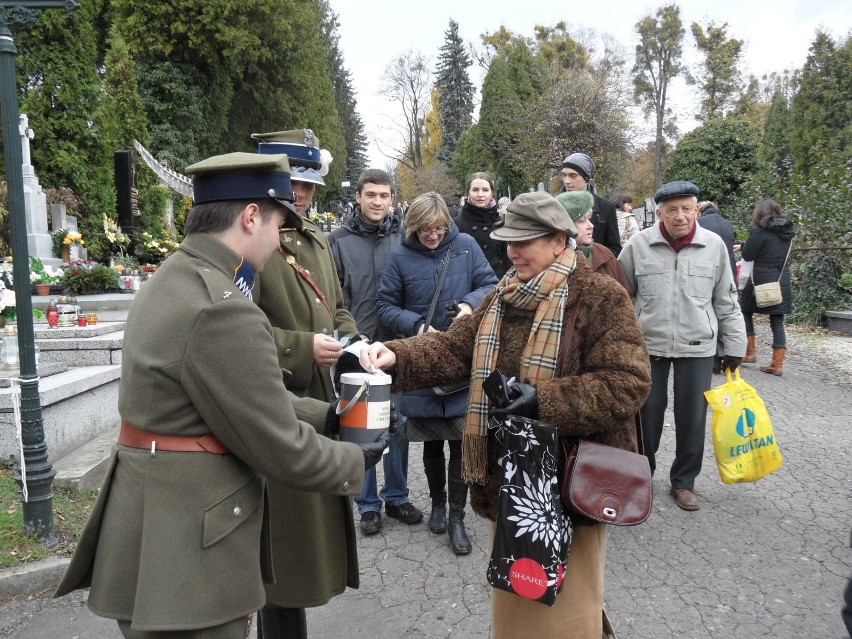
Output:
[704,369,783,484]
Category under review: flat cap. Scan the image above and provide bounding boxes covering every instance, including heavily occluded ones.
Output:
[555,191,594,222]
[185,152,297,213]
[654,180,700,204]
[491,191,577,241]
[561,153,596,180]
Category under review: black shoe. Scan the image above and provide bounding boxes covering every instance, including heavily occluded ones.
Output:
[385,502,423,524]
[360,511,382,535]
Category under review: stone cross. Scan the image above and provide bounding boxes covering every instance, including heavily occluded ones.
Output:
[19,112,33,170]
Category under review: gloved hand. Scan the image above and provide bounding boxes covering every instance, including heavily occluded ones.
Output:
[360,429,391,470]
[490,381,538,420]
[389,400,398,434]
[722,355,743,372]
[446,303,460,318]
[323,400,341,439]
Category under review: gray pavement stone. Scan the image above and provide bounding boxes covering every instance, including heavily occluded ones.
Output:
[0,317,850,638]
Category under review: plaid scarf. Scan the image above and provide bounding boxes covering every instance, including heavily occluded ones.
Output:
[462,248,577,484]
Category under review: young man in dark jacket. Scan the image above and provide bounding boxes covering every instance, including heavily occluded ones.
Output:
[561,152,622,256]
[328,169,423,536]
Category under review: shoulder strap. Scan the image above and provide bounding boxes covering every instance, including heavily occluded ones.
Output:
[750,239,794,286]
[280,251,333,317]
[423,240,455,330]
[556,301,645,454]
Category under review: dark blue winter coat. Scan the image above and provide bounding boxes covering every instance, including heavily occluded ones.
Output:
[377,222,498,419]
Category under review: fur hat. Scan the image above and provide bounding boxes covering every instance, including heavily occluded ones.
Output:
[555,191,595,222]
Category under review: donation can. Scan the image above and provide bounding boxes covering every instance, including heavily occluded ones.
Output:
[336,372,391,445]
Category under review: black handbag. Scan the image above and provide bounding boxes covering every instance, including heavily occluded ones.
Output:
[422,241,470,397]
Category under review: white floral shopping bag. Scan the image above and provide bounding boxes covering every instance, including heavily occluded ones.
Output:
[486,415,572,606]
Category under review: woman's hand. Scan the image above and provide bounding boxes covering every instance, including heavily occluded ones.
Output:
[450,302,473,322]
[490,382,538,420]
[360,342,396,372]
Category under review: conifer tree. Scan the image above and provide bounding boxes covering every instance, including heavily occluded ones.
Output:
[435,20,474,165]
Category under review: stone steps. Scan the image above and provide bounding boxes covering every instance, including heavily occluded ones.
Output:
[1,296,129,491]
[34,322,125,367]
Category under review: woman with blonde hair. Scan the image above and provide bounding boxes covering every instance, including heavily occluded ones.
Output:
[377,191,498,554]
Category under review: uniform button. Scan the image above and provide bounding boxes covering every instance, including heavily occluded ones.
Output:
[322,328,329,334]
[296,240,302,246]
[284,348,292,355]
[472,225,479,231]
[316,297,322,304]
[482,243,488,249]
[343,481,350,491]
[233,506,242,518]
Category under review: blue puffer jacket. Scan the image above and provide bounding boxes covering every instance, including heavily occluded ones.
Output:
[377,222,498,418]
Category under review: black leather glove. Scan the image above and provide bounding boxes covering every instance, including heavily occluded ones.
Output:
[446,303,460,318]
[722,355,743,372]
[490,381,538,420]
[360,429,391,470]
[389,400,398,434]
[323,400,341,438]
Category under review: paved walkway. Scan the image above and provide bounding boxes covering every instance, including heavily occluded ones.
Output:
[1,319,850,638]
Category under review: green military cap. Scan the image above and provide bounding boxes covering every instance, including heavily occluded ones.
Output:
[185,152,297,213]
[555,191,595,222]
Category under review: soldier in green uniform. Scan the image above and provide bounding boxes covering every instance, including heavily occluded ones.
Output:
[250,130,380,638]
[54,152,389,639]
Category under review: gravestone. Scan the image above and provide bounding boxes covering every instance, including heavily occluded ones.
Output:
[20,114,58,266]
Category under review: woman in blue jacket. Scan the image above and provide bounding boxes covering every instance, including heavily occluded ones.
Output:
[377,191,498,555]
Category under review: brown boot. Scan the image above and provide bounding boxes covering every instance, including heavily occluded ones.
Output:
[743,335,757,363]
[759,347,786,376]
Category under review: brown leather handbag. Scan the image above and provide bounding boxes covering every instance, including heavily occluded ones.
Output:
[556,304,653,526]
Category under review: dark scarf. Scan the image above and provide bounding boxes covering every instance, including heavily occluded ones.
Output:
[660,222,697,252]
[351,207,398,237]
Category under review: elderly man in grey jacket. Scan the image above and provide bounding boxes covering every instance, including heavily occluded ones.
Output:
[618,181,746,511]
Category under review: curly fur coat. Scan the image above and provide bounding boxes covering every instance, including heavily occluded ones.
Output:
[386,253,651,521]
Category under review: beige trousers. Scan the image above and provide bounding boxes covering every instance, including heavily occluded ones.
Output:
[491,522,607,639]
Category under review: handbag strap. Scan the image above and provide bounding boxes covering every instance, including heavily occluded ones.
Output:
[556,301,646,455]
[423,240,455,331]
[750,240,793,286]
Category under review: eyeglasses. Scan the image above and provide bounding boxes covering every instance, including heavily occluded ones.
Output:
[417,226,449,238]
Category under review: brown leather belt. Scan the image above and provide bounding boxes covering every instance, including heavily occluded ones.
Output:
[119,420,230,454]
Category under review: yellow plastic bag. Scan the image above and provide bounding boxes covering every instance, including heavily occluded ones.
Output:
[704,369,782,484]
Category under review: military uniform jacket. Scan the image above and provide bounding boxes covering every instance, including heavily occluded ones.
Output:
[54,233,364,632]
[254,219,361,607]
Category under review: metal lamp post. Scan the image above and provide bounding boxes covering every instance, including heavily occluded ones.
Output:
[0,0,78,548]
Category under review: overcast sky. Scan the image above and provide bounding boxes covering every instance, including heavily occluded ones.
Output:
[328,0,850,169]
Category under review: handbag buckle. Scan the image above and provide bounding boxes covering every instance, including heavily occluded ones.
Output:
[603,507,617,519]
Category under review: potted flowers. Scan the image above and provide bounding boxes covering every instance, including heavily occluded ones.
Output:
[30,257,63,295]
[51,229,84,262]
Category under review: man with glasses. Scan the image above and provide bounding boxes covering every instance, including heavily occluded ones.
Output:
[329,169,424,536]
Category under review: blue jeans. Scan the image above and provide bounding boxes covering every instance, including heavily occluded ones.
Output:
[743,313,786,348]
[355,411,410,514]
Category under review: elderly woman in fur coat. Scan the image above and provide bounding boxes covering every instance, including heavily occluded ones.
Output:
[361,192,651,638]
